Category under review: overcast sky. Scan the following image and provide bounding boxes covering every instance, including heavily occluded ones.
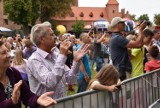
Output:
[79,0,160,22]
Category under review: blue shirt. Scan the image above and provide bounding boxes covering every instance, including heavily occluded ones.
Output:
[110,33,132,72]
[76,44,91,79]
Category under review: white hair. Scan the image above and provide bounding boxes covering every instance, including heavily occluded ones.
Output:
[30,22,52,46]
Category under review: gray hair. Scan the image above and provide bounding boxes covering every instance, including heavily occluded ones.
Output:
[79,32,88,41]
[7,37,13,41]
[42,21,52,28]
[30,22,51,46]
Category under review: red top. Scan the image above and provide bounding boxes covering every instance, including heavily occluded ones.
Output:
[144,60,160,72]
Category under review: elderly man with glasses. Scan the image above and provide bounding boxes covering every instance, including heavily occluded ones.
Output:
[26,22,89,99]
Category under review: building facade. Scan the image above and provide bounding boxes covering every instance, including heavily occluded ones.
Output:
[0,0,21,30]
[0,0,131,31]
[54,0,131,30]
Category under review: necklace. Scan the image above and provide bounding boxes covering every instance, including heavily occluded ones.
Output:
[0,76,9,89]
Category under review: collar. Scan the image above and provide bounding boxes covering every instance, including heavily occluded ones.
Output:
[36,48,50,59]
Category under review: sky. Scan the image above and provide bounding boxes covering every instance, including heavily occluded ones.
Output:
[79,0,160,22]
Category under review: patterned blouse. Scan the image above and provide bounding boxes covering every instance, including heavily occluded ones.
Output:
[4,82,13,99]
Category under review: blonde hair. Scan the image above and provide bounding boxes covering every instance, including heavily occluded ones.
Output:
[12,48,26,66]
[88,64,119,89]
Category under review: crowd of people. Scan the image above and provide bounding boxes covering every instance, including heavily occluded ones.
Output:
[0,16,160,107]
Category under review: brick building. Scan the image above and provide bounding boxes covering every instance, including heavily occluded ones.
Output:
[0,0,131,31]
[54,0,131,30]
[0,0,21,30]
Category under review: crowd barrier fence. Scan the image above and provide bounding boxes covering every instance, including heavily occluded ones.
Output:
[51,69,160,108]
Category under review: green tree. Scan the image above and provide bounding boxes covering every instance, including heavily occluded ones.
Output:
[138,14,152,26]
[154,14,160,25]
[31,0,41,25]
[4,0,32,35]
[40,0,75,22]
[72,19,84,38]
[3,0,75,35]
[138,14,150,21]
[131,14,137,21]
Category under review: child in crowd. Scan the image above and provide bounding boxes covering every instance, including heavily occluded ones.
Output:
[144,45,160,72]
[144,45,160,87]
[88,64,121,92]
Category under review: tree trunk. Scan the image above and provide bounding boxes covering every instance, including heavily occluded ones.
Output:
[22,25,30,37]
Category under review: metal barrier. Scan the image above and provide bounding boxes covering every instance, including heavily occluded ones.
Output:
[52,69,160,108]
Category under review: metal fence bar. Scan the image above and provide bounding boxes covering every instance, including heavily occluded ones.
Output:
[125,84,127,108]
[138,79,140,108]
[51,69,160,108]
[145,75,148,107]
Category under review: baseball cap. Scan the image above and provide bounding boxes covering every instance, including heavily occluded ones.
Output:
[110,17,126,27]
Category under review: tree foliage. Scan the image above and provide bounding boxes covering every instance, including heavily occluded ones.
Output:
[4,0,32,26]
[137,14,152,26]
[3,0,75,34]
[131,14,137,21]
[40,0,75,22]
[4,0,75,24]
[154,14,160,25]
[138,14,150,21]
[72,19,84,37]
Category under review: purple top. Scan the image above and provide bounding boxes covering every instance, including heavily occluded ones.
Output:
[0,67,39,108]
[23,46,37,59]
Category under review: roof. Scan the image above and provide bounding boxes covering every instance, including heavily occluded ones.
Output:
[106,0,119,5]
[54,7,108,21]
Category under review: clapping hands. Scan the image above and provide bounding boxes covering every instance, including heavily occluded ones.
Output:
[73,44,89,62]
[11,80,57,107]
[37,92,57,107]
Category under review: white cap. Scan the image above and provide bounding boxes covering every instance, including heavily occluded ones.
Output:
[110,17,126,27]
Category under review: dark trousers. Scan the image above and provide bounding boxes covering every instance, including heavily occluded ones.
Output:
[118,68,131,81]
[77,78,88,93]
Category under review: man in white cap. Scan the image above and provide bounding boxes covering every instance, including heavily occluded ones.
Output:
[109,17,147,81]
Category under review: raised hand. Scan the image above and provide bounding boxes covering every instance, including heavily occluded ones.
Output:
[60,40,71,55]
[73,44,89,62]
[37,92,57,107]
[11,80,23,104]
[139,21,147,31]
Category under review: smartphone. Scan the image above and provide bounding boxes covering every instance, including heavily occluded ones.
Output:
[116,84,122,89]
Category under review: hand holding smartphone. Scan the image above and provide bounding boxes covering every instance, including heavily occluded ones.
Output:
[115,83,122,89]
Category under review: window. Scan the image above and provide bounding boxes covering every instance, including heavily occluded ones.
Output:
[89,12,93,17]
[3,19,8,25]
[100,12,104,17]
[79,12,84,17]
[112,10,115,13]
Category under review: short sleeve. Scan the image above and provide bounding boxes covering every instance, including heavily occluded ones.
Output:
[117,36,129,48]
[144,62,151,72]
[131,48,141,57]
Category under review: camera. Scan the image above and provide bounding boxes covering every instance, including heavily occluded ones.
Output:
[115,84,122,89]
[140,20,150,26]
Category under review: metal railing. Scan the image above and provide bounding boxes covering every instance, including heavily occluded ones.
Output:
[52,69,160,108]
